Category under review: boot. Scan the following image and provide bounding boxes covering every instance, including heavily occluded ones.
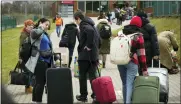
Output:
[76,95,87,102]
[25,86,33,93]
[103,62,105,68]
[68,57,72,68]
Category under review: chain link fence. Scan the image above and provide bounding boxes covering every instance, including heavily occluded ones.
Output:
[142,1,180,17]
[1,1,53,31]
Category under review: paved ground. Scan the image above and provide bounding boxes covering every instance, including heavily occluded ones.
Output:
[5,17,180,103]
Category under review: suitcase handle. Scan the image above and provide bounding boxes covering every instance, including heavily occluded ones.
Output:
[151,59,160,68]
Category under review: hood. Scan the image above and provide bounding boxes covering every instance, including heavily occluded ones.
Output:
[80,17,95,26]
[97,19,108,24]
[141,17,150,27]
[123,25,141,35]
[65,22,77,29]
[130,16,142,28]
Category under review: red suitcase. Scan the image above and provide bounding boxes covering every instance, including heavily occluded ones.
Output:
[92,76,116,103]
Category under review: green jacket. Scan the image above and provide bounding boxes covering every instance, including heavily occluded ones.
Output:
[19,31,29,57]
[96,19,111,54]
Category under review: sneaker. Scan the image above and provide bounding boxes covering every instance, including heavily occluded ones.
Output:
[76,95,87,102]
[25,86,33,93]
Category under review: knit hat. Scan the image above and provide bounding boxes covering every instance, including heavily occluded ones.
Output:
[24,19,34,27]
[137,11,148,18]
[130,16,142,28]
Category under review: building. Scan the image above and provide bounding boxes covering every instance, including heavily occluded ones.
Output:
[73,1,115,17]
[51,0,139,17]
[74,1,138,17]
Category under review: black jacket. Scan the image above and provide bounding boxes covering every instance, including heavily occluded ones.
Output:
[62,23,79,46]
[78,17,101,61]
[140,17,160,63]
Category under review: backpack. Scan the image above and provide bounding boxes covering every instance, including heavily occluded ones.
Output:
[99,23,112,39]
[19,37,32,63]
[59,28,69,47]
[19,35,41,63]
[110,31,138,65]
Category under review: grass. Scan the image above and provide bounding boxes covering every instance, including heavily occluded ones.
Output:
[1,18,56,84]
[112,17,180,65]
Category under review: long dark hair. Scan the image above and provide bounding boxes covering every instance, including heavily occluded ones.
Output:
[34,18,51,30]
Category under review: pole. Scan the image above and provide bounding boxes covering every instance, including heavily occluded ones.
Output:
[41,1,44,18]
[25,1,27,19]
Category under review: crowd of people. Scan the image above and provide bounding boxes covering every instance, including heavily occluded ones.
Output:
[4,6,179,104]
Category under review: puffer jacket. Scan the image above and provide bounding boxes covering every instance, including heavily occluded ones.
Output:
[140,17,160,66]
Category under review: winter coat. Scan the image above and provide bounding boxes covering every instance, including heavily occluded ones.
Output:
[25,27,53,73]
[78,17,101,61]
[62,22,79,47]
[158,31,179,69]
[96,19,111,54]
[19,30,29,57]
[140,17,160,66]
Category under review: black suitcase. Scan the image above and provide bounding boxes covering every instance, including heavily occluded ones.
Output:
[46,68,73,104]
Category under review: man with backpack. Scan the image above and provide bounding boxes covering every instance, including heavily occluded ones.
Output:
[59,21,80,68]
[137,11,160,75]
[19,19,34,93]
[55,13,63,37]
[96,19,112,68]
[73,10,101,102]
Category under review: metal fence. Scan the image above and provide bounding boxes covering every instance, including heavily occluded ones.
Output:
[2,16,17,31]
[142,1,180,17]
[1,15,39,31]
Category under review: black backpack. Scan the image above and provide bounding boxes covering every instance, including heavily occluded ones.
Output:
[19,35,41,63]
[99,23,112,39]
[19,37,32,63]
[59,28,69,47]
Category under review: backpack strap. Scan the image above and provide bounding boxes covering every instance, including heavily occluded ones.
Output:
[128,32,140,58]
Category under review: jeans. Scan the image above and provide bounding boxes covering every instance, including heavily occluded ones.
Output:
[117,61,138,104]
[56,26,61,37]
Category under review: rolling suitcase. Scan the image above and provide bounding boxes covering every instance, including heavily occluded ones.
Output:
[92,76,116,103]
[46,68,73,104]
[148,60,169,103]
[132,76,160,103]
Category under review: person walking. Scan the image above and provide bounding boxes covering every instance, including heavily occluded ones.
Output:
[117,16,148,103]
[60,21,80,68]
[96,19,111,68]
[137,11,160,75]
[55,13,63,37]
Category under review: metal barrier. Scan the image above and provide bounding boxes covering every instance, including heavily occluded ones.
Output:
[2,16,17,31]
[1,15,39,31]
[142,1,180,17]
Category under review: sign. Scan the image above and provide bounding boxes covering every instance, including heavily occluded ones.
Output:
[101,1,107,5]
[62,0,74,4]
